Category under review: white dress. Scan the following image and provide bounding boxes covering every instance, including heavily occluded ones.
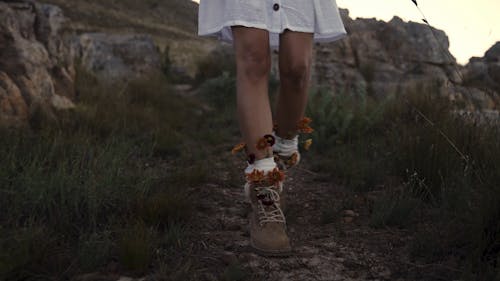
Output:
[198,0,347,48]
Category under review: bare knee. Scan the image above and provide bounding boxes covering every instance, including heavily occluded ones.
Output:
[280,58,312,88]
[235,47,271,83]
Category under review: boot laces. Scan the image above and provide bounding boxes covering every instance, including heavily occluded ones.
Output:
[255,185,286,226]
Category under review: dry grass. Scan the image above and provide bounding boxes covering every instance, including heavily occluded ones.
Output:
[0,68,215,279]
[307,84,499,279]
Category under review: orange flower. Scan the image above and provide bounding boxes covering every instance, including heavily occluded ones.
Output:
[267,168,285,185]
[298,126,314,134]
[264,134,275,146]
[246,169,265,182]
[287,152,299,166]
[303,139,313,151]
[231,142,246,155]
[297,117,312,127]
[256,137,268,150]
[297,117,314,134]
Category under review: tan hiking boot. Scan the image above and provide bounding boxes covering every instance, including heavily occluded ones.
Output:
[244,169,291,256]
[244,167,287,213]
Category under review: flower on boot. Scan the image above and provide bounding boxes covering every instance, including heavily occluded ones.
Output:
[232,142,246,155]
[256,137,269,150]
[246,169,265,182]
[303,139,313,151]
[264,134,275,146]
[267,168,285,187]
[297,117,314,134]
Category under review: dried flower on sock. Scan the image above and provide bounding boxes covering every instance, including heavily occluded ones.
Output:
[287,152,299,167]
[256,137,269,150]
[246,169,265,182]
[267,168,285,186]
[298,117,312,126]
[297,117,314,134]
[231,142,246,155]
[303,139,312,151]
[264,134,275,146]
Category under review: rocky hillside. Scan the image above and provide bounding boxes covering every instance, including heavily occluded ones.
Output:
[464,42,500,95]
[312,9,499,112]
[0,1,75,127]
[1,0,498,127]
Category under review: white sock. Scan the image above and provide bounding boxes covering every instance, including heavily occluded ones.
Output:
[272,131,298,157]
[244,156,277,174]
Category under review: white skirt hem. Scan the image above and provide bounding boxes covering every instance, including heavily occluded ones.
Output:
[198,21,347,48]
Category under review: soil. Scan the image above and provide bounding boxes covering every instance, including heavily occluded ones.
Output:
[186,156,435,281]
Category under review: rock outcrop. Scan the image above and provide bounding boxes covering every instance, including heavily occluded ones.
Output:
[312,9,498,111]
[464,42,500,95]
[71,33,162,84]
[1,1,498,127]
[0,0,75,127]
[0,0,165,127]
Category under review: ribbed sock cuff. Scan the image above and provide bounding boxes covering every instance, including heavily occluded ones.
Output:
[244,156,276,174]
[272,131,298,157]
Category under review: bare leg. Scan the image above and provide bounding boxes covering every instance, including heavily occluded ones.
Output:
[275,30,314,139]
[232,26,273,160]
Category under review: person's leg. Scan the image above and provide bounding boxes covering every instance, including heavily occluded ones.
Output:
[275,30,314,139]
[232,27,291,256]
[231,26,273,161]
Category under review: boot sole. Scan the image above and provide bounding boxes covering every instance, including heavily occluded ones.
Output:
[250,240,292,257]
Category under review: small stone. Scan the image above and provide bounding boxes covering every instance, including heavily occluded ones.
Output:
[117,278,134,281]
[225,224,241,231]
[343,216,354,223]
[203,273,218,281]
[105,261,120,273]
[222,251,238,265]
[343,210,359,217]
[73,273,117,281]
[308,256,322,267]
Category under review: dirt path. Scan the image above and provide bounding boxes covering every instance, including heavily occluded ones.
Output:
[190,159,421,281]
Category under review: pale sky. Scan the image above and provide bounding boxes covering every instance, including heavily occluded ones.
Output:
[193,0,500,64]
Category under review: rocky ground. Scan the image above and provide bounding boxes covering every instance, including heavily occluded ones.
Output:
[193,168,397,280]
[187,158,425,281]
[65,84,472,281]
[70,149,451,281]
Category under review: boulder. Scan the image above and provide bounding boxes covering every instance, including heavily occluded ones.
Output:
[310,9,498,113]
[313,10,458,98]
[71,33,162,83]
[0,0,75,127]
[464,42,500,95]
